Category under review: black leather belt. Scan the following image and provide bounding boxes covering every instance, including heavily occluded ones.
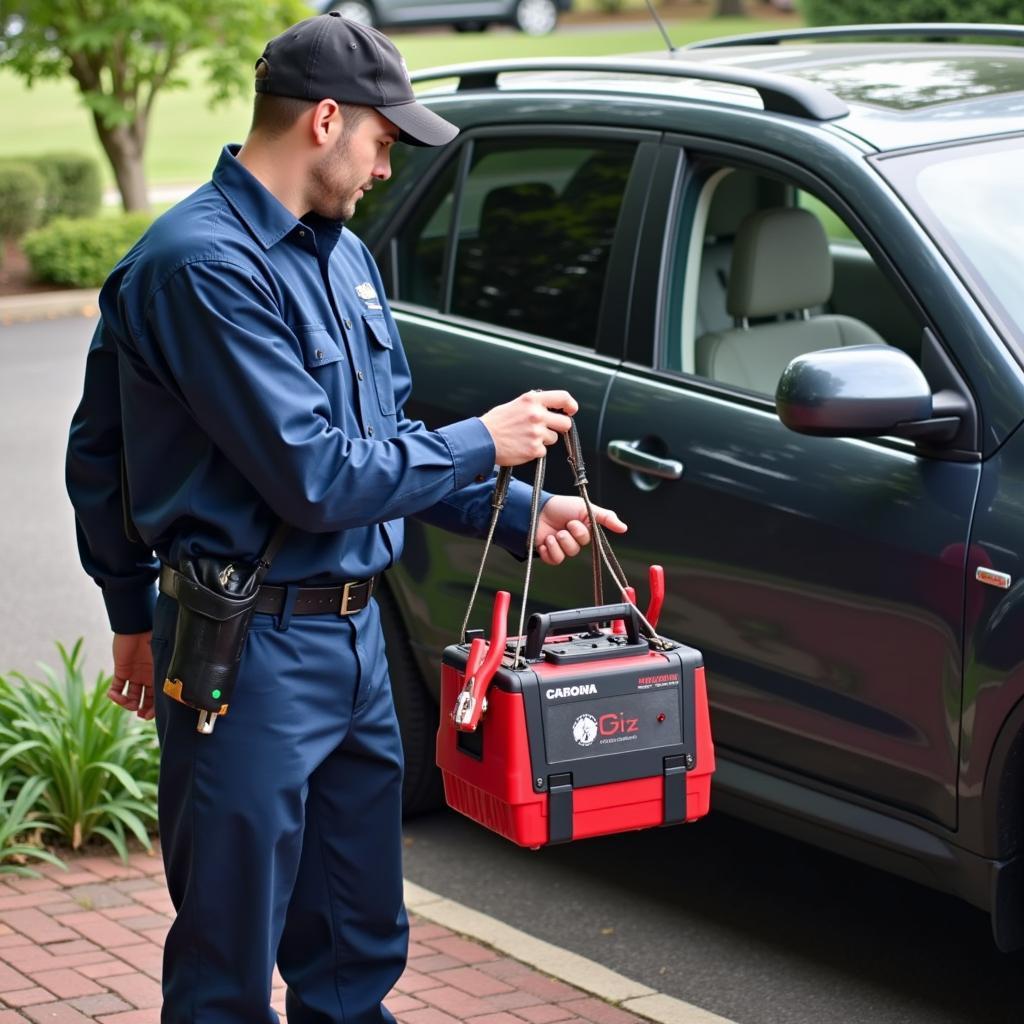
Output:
[159,565,376,617]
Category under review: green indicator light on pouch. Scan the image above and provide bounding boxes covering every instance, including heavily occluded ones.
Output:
[211,689,222,699]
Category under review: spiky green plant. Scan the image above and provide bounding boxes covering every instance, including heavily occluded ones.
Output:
[0,772,63,876]
[0,640,159,861]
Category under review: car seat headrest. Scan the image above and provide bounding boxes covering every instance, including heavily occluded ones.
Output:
[726,207,833,319]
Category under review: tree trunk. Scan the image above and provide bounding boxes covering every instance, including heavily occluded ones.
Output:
[715,0,745,14]
[93,116,150,213]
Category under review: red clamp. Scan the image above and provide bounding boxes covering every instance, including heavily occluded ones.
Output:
[611,564,666,634]
[453,590,510,732]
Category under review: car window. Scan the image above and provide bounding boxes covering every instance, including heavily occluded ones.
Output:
[394,136,636,350]
[394,155,460,309]
[879,136,1024,353]
[667,163,921,397]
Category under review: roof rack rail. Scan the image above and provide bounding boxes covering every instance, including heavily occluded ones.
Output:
[688,22,1024,49]
[409,57,848,121]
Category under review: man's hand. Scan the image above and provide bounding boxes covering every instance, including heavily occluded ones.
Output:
[535,495,627,565]
[110,632,156,720]
[480,390,579,466]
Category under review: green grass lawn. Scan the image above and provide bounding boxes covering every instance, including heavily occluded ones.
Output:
[0,14,796,191]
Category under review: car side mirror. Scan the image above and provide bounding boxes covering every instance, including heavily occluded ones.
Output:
[775,345,962,443]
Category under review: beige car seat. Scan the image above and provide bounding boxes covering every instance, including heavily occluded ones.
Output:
[696,207,886,394]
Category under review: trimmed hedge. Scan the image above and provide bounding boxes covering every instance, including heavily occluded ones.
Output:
[34,153,102,222]
[803,0,1024,25]
[22,212,153,288]
[0,162,44,244]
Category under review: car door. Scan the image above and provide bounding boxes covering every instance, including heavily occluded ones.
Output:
[597,142,981,830]
[375,127,660,692]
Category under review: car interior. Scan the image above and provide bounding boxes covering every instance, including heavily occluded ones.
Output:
[679,165,922,396]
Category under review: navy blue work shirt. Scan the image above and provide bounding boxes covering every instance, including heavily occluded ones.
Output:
[67,145,537,634]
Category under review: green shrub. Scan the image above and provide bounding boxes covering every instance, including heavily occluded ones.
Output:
[0,161,44,249]
[22,212,153,288]
[802,0,1023,25]
[0,640,160,861]
[32,153,102,222]
[0,773,63,877]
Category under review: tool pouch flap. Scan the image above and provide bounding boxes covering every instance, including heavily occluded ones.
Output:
[172,560,261,621]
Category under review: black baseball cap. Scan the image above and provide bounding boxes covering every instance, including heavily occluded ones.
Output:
[254,13,458,147]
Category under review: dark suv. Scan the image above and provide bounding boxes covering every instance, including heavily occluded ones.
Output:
[347,25,1024,949]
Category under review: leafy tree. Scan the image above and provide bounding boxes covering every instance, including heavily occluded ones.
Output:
[0,0,310,211]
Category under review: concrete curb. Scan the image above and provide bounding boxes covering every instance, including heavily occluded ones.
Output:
[0,288,100,325]
[404,879,737,1024]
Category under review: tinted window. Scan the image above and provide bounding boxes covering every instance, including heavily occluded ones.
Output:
[452,139,634,347]
[393,137,635,349]
[883,137,1024,352]
[395,156,460,309]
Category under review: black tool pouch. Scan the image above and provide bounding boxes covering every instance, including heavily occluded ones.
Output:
[163,523,289,733]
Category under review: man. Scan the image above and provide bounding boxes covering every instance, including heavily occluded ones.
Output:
[66,12,626,1024]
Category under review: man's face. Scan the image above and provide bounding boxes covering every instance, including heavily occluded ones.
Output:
[310,108,397,222]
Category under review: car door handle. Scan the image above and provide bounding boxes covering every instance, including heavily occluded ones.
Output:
[606,440,684,480]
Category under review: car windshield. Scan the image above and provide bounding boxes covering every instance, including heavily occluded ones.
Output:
[883,136,1024,352]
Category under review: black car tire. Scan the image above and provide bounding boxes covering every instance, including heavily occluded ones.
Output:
[512,0,559,35]
[327,0,375,27]
[377,583,445,817]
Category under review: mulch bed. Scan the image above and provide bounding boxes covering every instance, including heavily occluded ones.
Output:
[0,242,78,299]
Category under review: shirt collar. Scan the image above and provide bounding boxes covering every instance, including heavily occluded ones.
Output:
[212,144,303,251]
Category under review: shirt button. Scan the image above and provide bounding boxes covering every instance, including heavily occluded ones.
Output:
[367,426,375,437]
[475,474,487,483]
[315,349,324,359]
[298,229,305,238]
[344,319,353,330]
[356,370,364,381]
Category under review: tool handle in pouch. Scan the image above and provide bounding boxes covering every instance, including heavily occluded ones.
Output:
[163,562,262,734]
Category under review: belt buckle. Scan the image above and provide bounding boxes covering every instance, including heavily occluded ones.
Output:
[338,580,356,616]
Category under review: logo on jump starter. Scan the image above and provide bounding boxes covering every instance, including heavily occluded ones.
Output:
[546,684,597,700]
[572,714,598,747]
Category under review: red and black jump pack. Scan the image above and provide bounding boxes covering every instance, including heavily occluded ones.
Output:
[436,433,715,849]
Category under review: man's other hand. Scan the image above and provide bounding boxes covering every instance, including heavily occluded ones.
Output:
[535,496,627,565]
[110,632,156,720]
[480,390,578,466]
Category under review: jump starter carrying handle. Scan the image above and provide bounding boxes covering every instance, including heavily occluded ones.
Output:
[525,603,643,661]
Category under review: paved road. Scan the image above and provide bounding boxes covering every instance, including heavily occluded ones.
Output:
[6,314,1024,1024]
[404,805,1024,1024]
[0,314,109,676]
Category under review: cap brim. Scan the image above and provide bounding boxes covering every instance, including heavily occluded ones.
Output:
[375,99,459,147]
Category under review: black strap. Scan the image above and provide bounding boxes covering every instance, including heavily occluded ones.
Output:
[253,521,290,584]
[561,423,602,607]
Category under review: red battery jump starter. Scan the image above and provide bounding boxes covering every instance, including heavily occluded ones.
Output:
[436,432,715,849]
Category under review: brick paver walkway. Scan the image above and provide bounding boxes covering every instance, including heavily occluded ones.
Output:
[0,851,644,1024]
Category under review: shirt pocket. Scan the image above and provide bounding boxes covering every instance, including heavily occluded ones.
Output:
[363,313,396,417]
[297,323,344,370]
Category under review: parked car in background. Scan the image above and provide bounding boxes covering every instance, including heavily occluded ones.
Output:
[345,24,1024,950]
[322,0,568,35]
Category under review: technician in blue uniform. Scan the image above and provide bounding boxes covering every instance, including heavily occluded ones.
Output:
[66,12,626,1024]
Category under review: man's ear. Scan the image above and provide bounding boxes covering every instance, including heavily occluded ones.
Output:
[311,98,341,146]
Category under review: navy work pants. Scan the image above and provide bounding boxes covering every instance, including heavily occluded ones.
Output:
[152,593,408,1024]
